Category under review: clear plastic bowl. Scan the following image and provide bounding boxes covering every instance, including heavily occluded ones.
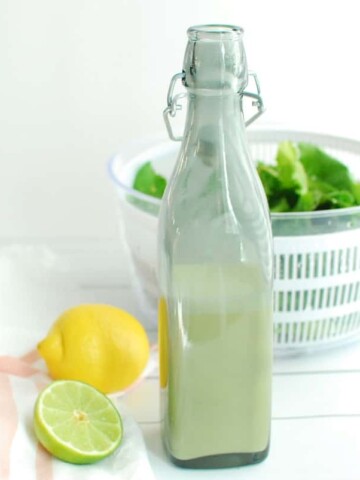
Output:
[109,129,360,353]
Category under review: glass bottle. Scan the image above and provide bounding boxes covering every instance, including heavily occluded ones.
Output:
[158,24,273,469]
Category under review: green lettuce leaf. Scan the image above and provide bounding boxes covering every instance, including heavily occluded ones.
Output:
[293,190,323,212]
[256,162,282,198]
[298,143,354,193]
[132,162,167,199]
[276,141,308,195]
[269,197,291,213]
[352,183,360,205]
[325,190,356,209]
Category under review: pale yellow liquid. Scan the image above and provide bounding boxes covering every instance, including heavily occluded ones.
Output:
[160,263,272,462]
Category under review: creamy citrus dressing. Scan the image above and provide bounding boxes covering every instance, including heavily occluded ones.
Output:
[160,263,272,461]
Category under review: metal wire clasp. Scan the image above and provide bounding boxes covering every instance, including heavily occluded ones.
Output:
[163,72,187,141]
[163,71,265,142]
[242,72,265,127]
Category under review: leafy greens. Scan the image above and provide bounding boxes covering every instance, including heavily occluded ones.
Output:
[132,142,360,213]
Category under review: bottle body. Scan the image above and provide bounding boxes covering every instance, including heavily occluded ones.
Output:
[158,26,273,469]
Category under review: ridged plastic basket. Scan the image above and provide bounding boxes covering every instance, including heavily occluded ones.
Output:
[109,128,360,354]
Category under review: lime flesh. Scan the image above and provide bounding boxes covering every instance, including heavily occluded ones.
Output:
[34,380,123,464]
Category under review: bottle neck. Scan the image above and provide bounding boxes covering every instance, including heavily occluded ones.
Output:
[184,92,245,145]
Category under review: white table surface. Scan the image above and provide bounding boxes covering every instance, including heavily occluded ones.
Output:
[1,238,359,480]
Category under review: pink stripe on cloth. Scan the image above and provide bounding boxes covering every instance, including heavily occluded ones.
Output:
[0,373,18,480]
[0,354,52,479]
[34,377,53,480]
[35,442,53,480]
[20,350,40,365]
[0,356,40,378]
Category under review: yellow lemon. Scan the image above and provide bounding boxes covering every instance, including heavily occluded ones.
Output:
[37,304,150,393]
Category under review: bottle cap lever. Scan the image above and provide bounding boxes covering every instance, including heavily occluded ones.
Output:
[163,72,186,142]
[241,72,265,127]
[163,71,265,142]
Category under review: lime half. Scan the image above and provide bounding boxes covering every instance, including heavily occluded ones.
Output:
[34,380,123,464]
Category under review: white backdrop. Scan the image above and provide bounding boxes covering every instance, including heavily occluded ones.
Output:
[1,0,359,239]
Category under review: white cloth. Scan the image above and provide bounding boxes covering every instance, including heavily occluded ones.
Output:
[0,245,157,480]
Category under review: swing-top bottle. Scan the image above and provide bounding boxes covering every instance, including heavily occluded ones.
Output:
[158,24,273,469]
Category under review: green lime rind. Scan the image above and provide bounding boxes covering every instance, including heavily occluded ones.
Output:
[33,380,123,464]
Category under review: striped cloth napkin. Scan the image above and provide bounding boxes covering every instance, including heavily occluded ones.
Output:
[0,245,157,480]
[0,350,157,480]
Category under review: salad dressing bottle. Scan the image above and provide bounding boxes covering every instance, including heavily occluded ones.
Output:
[158,24,273,468]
